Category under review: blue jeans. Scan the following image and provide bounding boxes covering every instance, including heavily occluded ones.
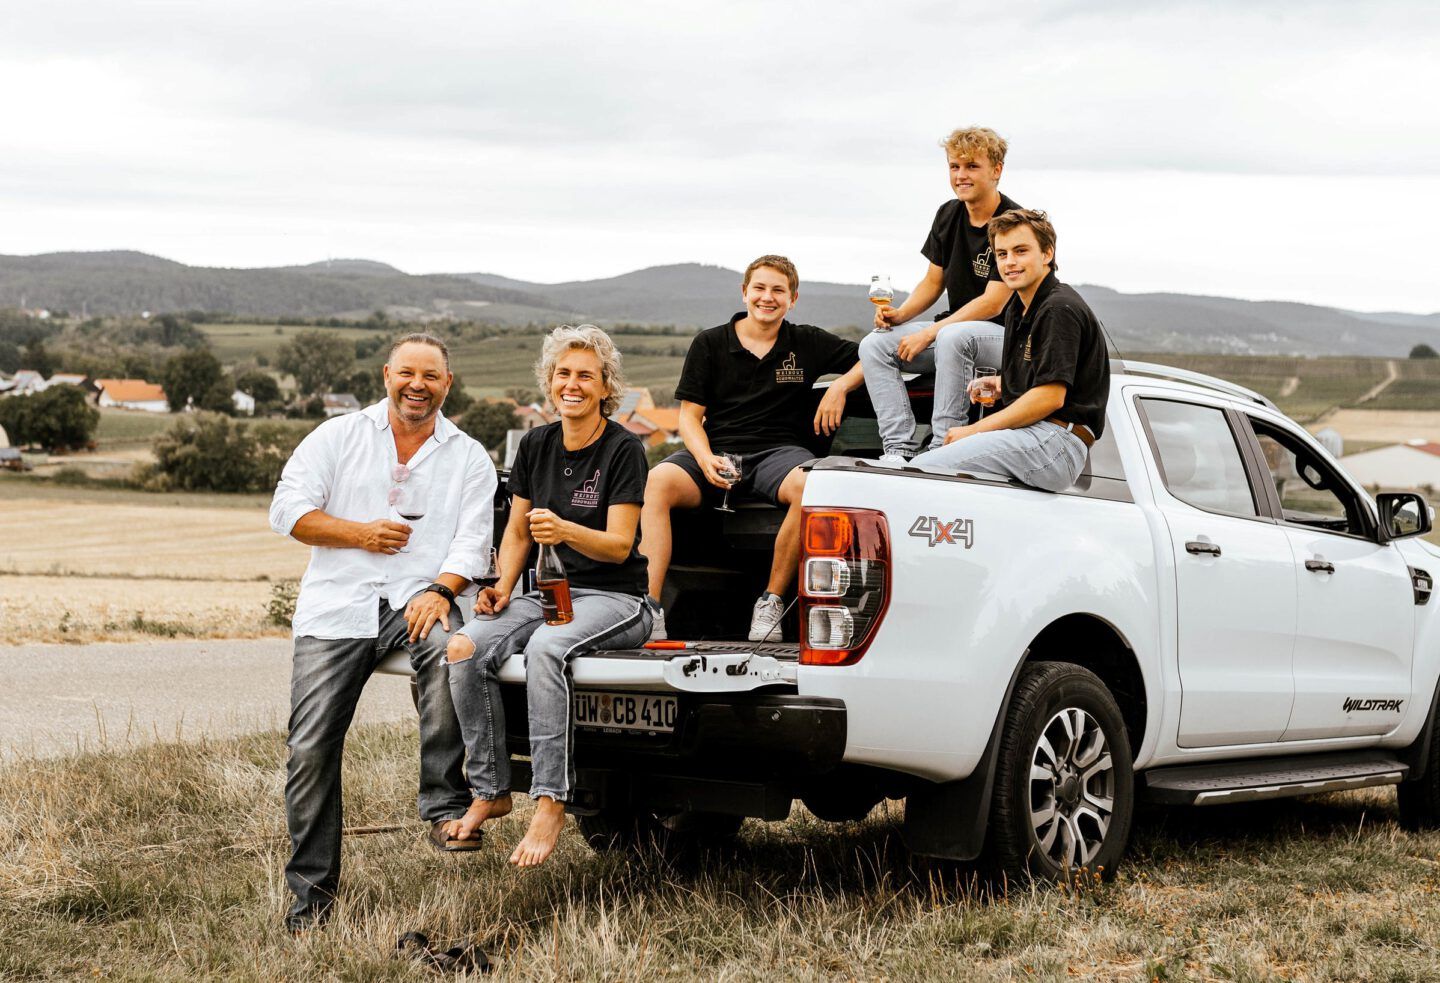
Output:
[448,589,652,803]
[858,320,1006,456]
[909,420,1089,492]
[285,595,468,917]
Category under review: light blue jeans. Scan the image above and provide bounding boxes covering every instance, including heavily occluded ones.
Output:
[858,320,1006,456]
[909,420,1089,492]
[447,589,652,803]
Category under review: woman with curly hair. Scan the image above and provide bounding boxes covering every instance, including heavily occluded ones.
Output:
[442,324,653,866]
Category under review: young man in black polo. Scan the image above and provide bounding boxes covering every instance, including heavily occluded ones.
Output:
[910,209,1108,492]
[640,254,864,641]
[859,126,1020,464]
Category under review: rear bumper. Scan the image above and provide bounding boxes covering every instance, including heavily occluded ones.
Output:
[503,690,847,779]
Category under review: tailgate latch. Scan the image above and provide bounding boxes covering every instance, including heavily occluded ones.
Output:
[662,653,795,692]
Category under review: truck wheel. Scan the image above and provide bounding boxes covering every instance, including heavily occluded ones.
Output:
[1397,720,1440,830]
[986,661,1134,883]
[577,808,743,855]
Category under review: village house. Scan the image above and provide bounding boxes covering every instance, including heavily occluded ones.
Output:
[1341,440,1440,491]
[95,379,170,413]
[322,393,362,417]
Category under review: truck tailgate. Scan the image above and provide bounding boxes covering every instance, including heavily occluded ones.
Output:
[495,640,799,692]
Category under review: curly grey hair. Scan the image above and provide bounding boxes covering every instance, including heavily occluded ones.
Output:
[535,324,627,417]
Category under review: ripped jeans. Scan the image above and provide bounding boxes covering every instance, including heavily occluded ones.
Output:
[446,589,652,803]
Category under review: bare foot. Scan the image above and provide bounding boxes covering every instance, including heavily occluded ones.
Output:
[445,794,513,842]
[509,796,566,867]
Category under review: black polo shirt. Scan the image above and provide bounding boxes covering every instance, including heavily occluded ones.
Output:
[997,273,1110,438]
[674,314,859,453]
[921,192,1022,322]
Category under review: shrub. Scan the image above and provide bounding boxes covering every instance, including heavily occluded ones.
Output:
[0,384,100,451]
[268,580,300,627]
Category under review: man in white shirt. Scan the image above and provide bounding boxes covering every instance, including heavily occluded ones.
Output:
[269,333,497,933]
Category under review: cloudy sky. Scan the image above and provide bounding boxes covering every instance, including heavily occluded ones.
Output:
[2,0,1437,312]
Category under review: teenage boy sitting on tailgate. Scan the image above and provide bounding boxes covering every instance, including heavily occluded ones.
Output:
[640,254,864,641]
[909,209,1109,492]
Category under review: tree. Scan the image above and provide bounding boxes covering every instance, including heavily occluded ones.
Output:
[277,330,355,396]
[150,413,317,492]
[235,370,281,406]
[1410,343,1439,359]
[161,349,224,412]
[0,384,99,451]
[344,368,383,404]
[444,373,475,416]
[0,340,19,373]
[20,341,55,377]
[458,401,519,452]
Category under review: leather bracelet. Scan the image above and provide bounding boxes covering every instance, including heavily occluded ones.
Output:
[422,583,456,609]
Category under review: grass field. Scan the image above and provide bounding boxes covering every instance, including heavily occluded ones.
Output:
[200,323,382,365]
[0,488,304,642]
[4,723,1440,981]
[93,408,178,449]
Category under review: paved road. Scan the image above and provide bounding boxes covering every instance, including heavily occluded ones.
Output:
[0,638,416,760]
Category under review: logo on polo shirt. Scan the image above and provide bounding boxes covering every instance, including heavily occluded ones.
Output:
[973,246,993,279]
[571,469,601,508]
[775,352,805,384]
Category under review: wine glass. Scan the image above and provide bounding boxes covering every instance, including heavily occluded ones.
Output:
[391,471,428,553]
[973,365,1000,417]
[869,275,894,332]
[475,547,499,592]
[716,454,743,513]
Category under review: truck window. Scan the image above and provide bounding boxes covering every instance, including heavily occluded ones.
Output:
[1139,398,1258,518]
[1248,418,1366,536]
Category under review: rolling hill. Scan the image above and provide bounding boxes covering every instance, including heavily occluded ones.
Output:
[2,250,1437,356]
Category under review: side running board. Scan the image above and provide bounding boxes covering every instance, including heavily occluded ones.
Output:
[1143,751,1408,806]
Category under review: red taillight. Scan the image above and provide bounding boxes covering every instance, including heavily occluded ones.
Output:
[799,507,890,666]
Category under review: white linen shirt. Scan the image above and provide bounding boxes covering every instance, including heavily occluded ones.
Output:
[269,400,498,639]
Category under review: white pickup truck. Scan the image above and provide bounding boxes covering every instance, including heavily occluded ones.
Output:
[387,361,1440,881]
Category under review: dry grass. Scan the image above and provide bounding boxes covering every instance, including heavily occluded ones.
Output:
[0,493,306,582]
[0,491,305,641]
[0,575,283,643]
[4,723,1440,981]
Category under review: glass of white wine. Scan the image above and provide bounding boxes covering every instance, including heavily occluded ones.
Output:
[716,454,742,513]
[869,275,894,332]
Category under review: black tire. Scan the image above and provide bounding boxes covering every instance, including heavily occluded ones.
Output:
[985,661,1135,883]
[577,807,743,856]
[1398,721,1440,830]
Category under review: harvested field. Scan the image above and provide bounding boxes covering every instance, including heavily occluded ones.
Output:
[1310,409,1440,445]
[3,723,1440,980]
[0,493,306,581]
[0,490,305,641]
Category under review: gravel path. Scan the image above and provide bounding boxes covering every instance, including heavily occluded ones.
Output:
[0,638,416,760]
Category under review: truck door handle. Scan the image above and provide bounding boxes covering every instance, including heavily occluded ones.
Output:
[1305,559,1335,574]
[1185,541,1221,556]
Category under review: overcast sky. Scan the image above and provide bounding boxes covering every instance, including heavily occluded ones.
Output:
[2,0,1437,313]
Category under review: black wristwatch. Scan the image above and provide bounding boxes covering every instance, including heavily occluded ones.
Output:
[422,583,456,609]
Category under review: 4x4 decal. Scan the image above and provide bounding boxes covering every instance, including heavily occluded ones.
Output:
[908,516,974,549]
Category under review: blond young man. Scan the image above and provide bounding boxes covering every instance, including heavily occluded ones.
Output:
[860,127,1018,464]
[640,255,864,641]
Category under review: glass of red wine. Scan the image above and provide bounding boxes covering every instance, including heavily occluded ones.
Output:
[391,469,428,553]
[475,547,499,592]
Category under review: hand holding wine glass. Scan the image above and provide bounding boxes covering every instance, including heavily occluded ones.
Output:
[473,547,506,615]
[715,453,743,513]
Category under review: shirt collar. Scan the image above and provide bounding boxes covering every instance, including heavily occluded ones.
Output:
[725,313,793,359]
[1018,271,1061,326]
[361,398,456,443]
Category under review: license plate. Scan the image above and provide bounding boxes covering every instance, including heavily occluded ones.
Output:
[574,690,678,734]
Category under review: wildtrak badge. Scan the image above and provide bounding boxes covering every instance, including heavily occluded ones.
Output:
[1342,698,1404,713]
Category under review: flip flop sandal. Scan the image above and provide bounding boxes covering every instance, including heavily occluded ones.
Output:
[429,821,483,853]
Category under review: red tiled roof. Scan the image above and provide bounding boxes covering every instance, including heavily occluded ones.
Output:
[97,379,167,403]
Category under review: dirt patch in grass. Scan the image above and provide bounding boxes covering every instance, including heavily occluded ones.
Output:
[4,726,1440,981]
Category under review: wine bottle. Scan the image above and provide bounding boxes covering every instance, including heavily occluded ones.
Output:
[536,543,574,625]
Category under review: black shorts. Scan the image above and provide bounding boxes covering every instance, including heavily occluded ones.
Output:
[661,445,814,507]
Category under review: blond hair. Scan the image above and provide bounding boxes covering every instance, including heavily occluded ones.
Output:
[535,324,627,417]
[939,126,1007,167]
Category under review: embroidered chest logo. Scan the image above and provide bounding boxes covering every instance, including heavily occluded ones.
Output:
[775,352,805,384]
[571,469,601,508]
[972,246,993,279]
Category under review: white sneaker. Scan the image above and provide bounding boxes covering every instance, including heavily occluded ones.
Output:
[748,593,785,642]
[877,453,909,467]
[649,604,667,641]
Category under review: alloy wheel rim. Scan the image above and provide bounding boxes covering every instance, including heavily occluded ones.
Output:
[1028,707,1115,871]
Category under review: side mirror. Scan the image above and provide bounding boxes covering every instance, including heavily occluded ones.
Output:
[1377,492,1433,542]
